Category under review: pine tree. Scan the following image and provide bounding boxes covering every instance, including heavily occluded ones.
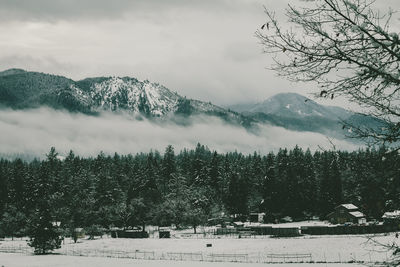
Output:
[28,148,62,254]
[161,145,176,193]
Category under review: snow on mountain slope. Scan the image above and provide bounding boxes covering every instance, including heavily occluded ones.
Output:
[85,76,247,122]
[247,93,351,120]
[89,77,181,115]
[0,69,249,126]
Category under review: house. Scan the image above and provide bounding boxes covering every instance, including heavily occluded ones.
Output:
[382,210,400,225]
[249,212,266,223]
[326,204,366,225]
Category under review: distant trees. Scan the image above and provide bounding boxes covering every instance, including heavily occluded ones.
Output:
[257,0,400,148]
[1,145,400,247]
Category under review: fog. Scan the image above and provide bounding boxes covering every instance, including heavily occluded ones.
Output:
[0,108,359,158]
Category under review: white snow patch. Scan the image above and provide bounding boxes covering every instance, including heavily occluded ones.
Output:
[313,111,323,116]
[0,253,362,267]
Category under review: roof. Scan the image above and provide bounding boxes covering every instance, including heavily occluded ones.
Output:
[338,204,358,210]
[349,211,366,218]
[382,210,400,219]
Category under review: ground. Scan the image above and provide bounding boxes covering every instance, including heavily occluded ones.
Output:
[0,254,364,267]
[0,223,398,266]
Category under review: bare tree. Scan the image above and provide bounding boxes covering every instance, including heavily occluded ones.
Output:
[256,0,400,149]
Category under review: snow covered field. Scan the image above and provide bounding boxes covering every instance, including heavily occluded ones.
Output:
[0,253,364,267]
[1,232,398,265]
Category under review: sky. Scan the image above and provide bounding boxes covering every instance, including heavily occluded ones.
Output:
[0,0,398,107]
[0,0,397,157]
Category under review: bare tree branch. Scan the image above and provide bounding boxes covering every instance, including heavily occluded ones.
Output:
[256,0,400,148]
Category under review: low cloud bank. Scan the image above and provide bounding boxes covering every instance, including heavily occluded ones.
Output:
[0,107,359,158]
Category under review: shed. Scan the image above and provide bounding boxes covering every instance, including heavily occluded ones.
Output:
[382,210,400,225]
[326,204,366,224]
[249,212,266,223]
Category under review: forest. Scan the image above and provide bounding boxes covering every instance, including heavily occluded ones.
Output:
[0,144,399,238]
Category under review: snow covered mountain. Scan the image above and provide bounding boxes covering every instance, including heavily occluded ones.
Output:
[75,76,181,115]
[0,69,383,141]
[228,92,383,139]
[0,69,251,125]
[240,93,351,119]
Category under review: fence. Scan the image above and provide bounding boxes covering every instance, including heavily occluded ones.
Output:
[264,253,312,263]
[213,224,400,237]
[0,243,393,264]
[301,224,399,235]
[0,245,32,255]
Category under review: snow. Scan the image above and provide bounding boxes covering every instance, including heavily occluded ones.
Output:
[349,211,365,218]
[0,253,362,267]
[1,231,398,264]
[340,204,358,210]
[383,210,400,219]
[70,85,88,99]
[313,111,323,116]
[245,220,331,228]
[109,76,124,94]
[91,77,180,116]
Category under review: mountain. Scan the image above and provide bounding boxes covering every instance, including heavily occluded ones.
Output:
[243,93,351,120]
[0,69,383,142]
[228,92,384,140]
[0,69,252,126]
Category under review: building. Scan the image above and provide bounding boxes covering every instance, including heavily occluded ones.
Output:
[382,210,400,225]
[249,212,266,223]
[326,204,366,225]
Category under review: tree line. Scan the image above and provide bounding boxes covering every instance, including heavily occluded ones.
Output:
[1,144,399,239]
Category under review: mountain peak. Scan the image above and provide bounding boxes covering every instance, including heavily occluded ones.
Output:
[0,68,27,77]
[229,91,354,124]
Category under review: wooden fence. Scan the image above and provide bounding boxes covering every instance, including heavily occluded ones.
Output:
[0,243,392,264]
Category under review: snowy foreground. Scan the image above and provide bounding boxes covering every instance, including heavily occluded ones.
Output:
[0,229,398,266]
[0,253,363,267]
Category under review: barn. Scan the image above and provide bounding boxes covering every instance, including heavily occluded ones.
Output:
[326,204,366,225]
[382,210,400,225]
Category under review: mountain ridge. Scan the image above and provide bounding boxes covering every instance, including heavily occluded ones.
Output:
[0,68,382,142]
[0,69,253,127]
[228,92,383,141]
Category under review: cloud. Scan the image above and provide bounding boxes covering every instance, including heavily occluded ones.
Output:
[0,55,79,77]
[1,0,397,108]
[0,0,249,22]
[0,108,359,159]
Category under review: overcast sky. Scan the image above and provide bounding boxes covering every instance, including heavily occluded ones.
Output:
[0,0,399,106]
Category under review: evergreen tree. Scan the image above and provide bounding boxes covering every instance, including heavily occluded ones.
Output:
[28,148,62,254]
[161,145,176,193]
